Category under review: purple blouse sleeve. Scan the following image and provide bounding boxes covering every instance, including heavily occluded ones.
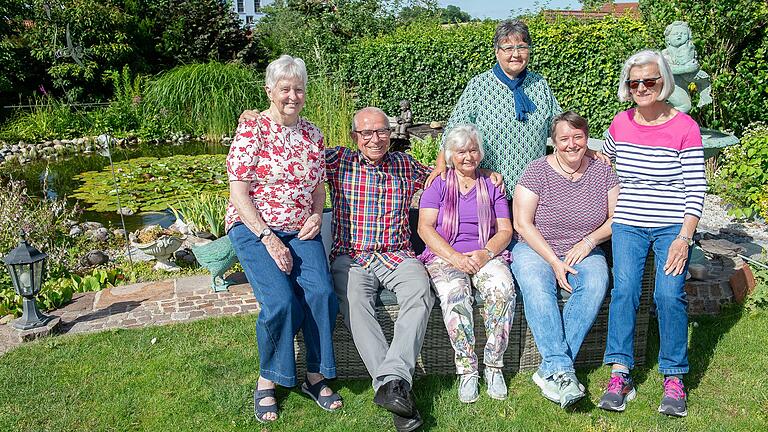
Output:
[488,178,510,218]
[419,177,444,209]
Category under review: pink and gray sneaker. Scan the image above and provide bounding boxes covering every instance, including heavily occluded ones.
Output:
[658,376,687,417]
[598,373,636,412]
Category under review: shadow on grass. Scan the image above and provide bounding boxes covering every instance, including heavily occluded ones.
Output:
[686,306,743,391]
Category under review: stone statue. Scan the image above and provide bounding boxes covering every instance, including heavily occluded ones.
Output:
[394,99,413,139]
[662,21,712,113]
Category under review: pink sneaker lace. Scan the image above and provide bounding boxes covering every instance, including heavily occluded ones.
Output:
[606,375,625,394]
[663,377,686,400]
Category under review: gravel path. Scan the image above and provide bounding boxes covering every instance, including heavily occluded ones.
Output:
[699,195,768,256]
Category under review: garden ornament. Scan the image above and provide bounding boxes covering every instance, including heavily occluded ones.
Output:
[394,99,413,139]
[133,235,185,272]
[1,231,52,330]
[661,21,712,113]
[191,235,238,292]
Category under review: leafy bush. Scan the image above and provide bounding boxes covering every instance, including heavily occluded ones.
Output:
[140,62,266,141]
[407,135,440,167]
[343,16,651,132]
[0,96,92,141]
[72,154,228,213]
[0,180,98,316]
[712,123,768,219]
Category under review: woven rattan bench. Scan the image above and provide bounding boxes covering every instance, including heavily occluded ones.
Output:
[294,210,654,379]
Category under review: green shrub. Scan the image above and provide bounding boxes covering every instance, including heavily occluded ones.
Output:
[0,96,91,141]
[407,135,440,167]
[0,179,99,316]
[343,16,651,132]
[712,123,768,219]
[745,262,768,314]
[140,62,267,141]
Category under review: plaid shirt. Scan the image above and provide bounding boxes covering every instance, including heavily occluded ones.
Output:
[326,147,430,269]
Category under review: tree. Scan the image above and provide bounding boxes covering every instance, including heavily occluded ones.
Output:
[580,1,609,11]
[440,5,471,24]
[256,0,398,73]
[0,1,40,99]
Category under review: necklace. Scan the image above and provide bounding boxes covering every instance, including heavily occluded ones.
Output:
[554,153,584,181]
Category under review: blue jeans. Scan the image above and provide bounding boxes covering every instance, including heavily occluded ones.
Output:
[511,242,609,378]
[228,223,338,387]
[603,223,691,376]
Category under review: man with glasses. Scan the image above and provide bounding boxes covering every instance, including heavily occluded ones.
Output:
[326,107,434,432]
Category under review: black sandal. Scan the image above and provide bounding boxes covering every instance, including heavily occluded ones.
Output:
[301,377,343,412]
[253,388,279,423]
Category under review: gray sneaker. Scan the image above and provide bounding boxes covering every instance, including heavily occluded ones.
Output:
[598,373,636,412]
[532,371,560,403]
[458,373,479,403]
[484,367,508,400]
[553,372,585,408]
[658,377,687,417]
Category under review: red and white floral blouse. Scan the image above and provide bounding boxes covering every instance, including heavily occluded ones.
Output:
[225,114,325,233]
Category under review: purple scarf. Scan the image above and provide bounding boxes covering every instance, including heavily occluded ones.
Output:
[419,169,493,264]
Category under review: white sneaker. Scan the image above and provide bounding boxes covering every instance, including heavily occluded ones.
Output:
[484,367,508,400]
[458,373,479,403]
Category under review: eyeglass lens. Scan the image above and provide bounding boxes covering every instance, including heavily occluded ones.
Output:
[358,129,390,139]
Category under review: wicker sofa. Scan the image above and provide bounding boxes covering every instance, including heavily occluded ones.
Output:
[295,209,654,379]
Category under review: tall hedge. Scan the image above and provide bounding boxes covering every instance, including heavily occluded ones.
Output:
[343,16,652,132]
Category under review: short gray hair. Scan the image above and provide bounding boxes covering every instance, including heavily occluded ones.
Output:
[617,50,675,102]
[350,106,389,132]
[265,54,307,89]
[443,125,484,169]
[493,19,532,49]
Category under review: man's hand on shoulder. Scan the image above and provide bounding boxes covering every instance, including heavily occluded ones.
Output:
[586,149,612,165]
[239,110,259,123]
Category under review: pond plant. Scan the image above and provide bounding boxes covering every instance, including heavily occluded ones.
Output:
[72,154,228,213]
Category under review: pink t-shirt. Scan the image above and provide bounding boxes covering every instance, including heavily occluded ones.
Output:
[517,157,619,257]
[419,176,510,254]
[225,115,325,232]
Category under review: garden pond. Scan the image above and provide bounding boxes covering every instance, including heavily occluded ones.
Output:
[1,141,229,232]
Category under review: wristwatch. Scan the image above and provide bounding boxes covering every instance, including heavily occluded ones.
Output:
[483,248,495,259]
[257,228,272,239]
[675,234,694,246]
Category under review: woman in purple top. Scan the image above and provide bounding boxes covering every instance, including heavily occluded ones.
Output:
[511,111,620,409]
[417,124,515,404]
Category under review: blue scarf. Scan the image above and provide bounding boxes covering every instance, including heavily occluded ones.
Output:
[492,64,536,122]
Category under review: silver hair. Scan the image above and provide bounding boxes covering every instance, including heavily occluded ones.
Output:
[351,107,389,132]
[265,54,308,89]
[617,50,675,102]
[493,19,532,49]
[443,124,485,169]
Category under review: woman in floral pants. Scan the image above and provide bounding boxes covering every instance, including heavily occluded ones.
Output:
[417,124,516,403]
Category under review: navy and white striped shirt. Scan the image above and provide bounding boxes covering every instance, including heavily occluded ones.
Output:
[603,109,706,228]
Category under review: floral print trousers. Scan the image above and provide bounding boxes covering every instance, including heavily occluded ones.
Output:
[426,257,516,374]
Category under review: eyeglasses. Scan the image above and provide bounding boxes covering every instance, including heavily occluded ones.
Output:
[497,44,531,54]
[625,76,662,89]
[354,128,390,140]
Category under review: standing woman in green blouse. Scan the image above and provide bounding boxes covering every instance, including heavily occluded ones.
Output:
[427,19,564,194]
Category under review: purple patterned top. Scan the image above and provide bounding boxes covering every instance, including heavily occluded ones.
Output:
[517,156,620,257]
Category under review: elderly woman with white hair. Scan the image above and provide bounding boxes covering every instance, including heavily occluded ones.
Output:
[226,54,342,422]
[417,124,515,404]
[599,50,706,418]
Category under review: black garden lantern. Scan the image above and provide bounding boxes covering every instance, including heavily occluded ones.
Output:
[1,232,51,330]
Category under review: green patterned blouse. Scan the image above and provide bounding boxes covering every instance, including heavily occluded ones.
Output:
[442,69,562,198]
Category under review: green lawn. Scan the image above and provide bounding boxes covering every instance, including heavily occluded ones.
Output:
[1,309,766,431]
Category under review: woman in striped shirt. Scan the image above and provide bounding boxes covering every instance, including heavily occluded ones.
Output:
[599,50,706,418]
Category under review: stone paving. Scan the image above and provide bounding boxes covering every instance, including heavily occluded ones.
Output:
[0,272,259,356]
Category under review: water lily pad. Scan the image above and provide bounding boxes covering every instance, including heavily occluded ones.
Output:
[72,155,229,212]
